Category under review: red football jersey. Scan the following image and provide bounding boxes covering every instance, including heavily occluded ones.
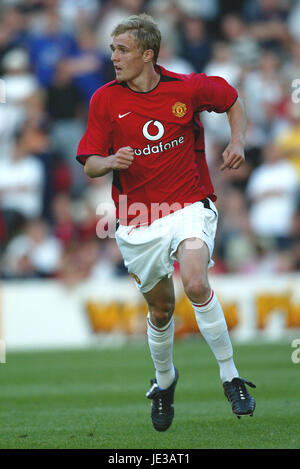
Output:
[77,65,238,225]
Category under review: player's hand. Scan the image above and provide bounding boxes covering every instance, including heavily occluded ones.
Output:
[220,142,245,171]
[109,146,134,170]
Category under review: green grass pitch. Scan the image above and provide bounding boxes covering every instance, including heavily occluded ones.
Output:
[0,339,299,449]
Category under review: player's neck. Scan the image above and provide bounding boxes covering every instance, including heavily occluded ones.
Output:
[127,66,160,93]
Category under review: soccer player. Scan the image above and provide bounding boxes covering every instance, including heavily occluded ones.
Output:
[76,14,256,431]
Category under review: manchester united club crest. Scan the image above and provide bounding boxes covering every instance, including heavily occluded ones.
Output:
[130,273,141,285]
[172,102,187,118]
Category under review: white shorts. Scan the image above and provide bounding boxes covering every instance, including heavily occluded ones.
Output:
[115,199,218,293]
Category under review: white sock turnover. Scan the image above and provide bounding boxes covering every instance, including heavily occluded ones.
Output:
[192,290,239,383]
[147,313,176,389]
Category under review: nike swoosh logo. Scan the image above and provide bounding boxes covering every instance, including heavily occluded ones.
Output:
[118,112,131,119]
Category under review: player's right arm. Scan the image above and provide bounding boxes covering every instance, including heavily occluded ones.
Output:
[84,146,134,178]
[77,88,135,176]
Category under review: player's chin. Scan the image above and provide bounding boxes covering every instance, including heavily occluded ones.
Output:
[115,70,126,81]
[116,74,125,82]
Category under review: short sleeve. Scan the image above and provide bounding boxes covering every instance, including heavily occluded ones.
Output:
[190,73,238,114]
[76,89,112,165]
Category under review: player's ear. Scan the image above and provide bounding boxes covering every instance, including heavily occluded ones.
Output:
[143,49,154,63]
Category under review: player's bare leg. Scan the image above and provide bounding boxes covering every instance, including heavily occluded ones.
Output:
[176,238,256,418]
[177,237,238,380]
[143,276,176,390]
[143,276,178,431]
[143,274,175,328]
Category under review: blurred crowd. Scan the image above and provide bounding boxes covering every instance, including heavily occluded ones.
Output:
[0,0,300,285]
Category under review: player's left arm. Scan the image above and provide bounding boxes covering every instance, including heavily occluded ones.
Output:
[221,97,247,171]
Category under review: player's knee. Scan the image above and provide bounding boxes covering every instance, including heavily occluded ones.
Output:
[149,301,175,327]
[184,275,210,303]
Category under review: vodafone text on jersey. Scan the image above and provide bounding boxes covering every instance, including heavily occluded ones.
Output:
[135,120,184,156]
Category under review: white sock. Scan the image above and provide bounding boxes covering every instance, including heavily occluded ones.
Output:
[192,290,239,383]
[217,357,239,383]
[147,313,176,389]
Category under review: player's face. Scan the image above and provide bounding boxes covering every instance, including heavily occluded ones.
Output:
[110,33,146,82]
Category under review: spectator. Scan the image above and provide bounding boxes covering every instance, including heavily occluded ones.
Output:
[58,239,103,286]
[96,0,146,55]
[246,0,290,51]
[0,6,29,50]
[158,41,195,75]
[45,60,83,121]
[45,59,86,195]
[57,0,101,31]
[84,173,115,219]
[67,28,110,104]
[240,241,295,274]
[91,237,127,280]
[242,50,283,145]
[201,41,242,152]
[249,0,290,22]
[1,218,63,279]
[26,9,77,87]
[179,16,212,73]
[220,13,260,68]
[52,192,79,247]
[246,143,299,246]
[204,41,241,85]
[1,48,42,115]
[147,0,182,54]
[0,48,42,160]
[77,201,99,242]
[0,17,19,76]
[216,187,254,272]
[0,123,45,239]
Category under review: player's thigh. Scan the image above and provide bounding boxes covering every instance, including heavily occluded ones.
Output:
[143,275,175,327]
[176,238,210,300]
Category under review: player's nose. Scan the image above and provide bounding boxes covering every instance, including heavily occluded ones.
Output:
[111,50,119,62]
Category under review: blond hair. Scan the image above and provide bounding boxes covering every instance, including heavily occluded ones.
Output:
[111,13,161,64]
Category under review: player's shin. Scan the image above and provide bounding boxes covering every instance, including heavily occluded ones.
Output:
[192,290,239,382]
[147,313,176,389]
